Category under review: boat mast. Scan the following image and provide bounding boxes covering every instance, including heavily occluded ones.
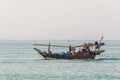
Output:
[69,45,71,54]
[48,43,50,54]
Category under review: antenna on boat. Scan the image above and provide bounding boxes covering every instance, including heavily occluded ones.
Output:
[99,36,103,43]
[68,39,71,45]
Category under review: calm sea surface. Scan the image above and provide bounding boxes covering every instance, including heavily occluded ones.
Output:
[0,40,120,80]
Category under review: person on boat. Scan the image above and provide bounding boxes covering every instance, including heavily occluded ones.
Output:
[81,43,89,52]
[94,41,100,51]
[71,47,76,55]
[71,51,75,56]
[82,48,86,53]
[86,46,90,52]
[78,48,81,53]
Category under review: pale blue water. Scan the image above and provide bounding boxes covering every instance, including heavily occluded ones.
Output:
[0,40,120,80]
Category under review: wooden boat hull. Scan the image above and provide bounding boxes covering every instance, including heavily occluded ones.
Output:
[43,54,95,59]
[34,48,105,59]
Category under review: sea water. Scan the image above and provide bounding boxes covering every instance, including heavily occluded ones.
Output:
[0,40,120,80]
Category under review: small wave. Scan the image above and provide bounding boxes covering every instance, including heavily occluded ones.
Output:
[96,58,120,61]
[0,58,42,60]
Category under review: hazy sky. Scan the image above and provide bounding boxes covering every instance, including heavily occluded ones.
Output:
[0,0,120,40]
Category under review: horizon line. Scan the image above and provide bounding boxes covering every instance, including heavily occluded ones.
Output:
[0,39,120,41]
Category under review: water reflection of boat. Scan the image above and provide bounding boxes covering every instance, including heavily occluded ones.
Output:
[34,37,105,59]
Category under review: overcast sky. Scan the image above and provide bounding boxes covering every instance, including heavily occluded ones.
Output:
[0,0,120,40]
